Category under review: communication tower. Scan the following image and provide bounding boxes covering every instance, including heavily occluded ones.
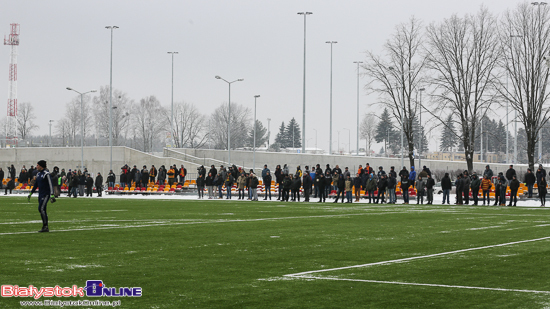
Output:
[4,23,19,147]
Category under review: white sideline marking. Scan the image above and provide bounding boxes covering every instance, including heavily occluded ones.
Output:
[285,236,550,277]
[0,212,394,236]
[290,276,550,294]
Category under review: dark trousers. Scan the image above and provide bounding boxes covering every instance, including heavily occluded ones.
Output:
[456,190,463,204]
[283,188,290,201]
[96,185,102,197]
[318,187,326,202]
[366,190,375,203]
[335,188,345,202]
[482,190,490,204]
[427,188,433,203]
[472,188,479,204]
[38,195,49,227]
[238,189,245,199]
[149,176,155,184]
[264,186,271,199]
[527,184,534,198]
[376,190,385,203]
[463,189,469,204]
[510,190,517,205]
[500,187,507,205]
[304,187,310,201]
[292,189,300,201]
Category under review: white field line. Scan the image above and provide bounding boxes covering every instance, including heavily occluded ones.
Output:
[291,276,550,294]
[285,236,550,277]
[0,212,401,236]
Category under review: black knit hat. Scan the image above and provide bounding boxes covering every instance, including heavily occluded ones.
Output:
[37,160,47,168]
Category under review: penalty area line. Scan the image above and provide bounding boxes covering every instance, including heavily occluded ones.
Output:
[285,236,550,277]
[289,276,550,294]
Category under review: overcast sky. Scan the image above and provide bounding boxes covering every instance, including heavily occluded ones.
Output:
[1,0,522,152]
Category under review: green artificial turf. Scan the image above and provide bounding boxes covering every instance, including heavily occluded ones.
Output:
[1,196,550,308]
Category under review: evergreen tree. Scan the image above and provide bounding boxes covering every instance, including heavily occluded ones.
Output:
[439,114,457,151]
[246,120,268,148]
[412,116,429,153]
[375,108,399,155]
[274,122,287,148]
[285,118,302,148]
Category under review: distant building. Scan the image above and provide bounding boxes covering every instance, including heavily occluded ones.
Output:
[426,151,504,163]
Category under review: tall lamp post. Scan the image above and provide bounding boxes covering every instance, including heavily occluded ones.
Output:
[168,51,178,145]
[418,88,425,167]
[66,87,97,170]
[215,76,243,165]
[48,120,54,147]
[326,41,337,154]
[267,118,271,150]
[298,12,312,154]
[353,61,363,156]
[253,95,260,171]
[313,128,318,150]
[389,67,405,168]
[343,128,350,154]
[105,25,118,172]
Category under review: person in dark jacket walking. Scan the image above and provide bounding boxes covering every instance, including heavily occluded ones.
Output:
[95,172,103,197]
[282,174,292,202]
[441,173,452,205]
[509,175,520,206]
[536,164,547,193]
[524,169,536,198]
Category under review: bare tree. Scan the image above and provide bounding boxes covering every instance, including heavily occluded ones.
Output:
[360,113,378,156]
[64,95,93,146]
[165,101,207,148]
[92,86,133,146]
[16,102,38,140]
[363,17,426,166]
[499,2,550,170]
[424,7,501,172]
[209,103,251,150]
[135,96,166,152]
[55,118,70,147]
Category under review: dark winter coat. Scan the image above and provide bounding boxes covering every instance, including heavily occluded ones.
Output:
[506,168,516,181]
[524,172,536,185]
[509,179,520,191]
[337,175,345,190]
[291,177,302,191]
[399,169,409,180]
[483,168,494,179]
[250,176,259,189]
[539,179,548,196]
[264,174,272,188]
[354,177,362,189]
[283,177,292,190]
[426,178,435,190]
[387,176,396,189]
[441,176,452,190]
[377,177,388,191]
[536,168,547,184]
[95,175,103,187]
[470,176,481,191]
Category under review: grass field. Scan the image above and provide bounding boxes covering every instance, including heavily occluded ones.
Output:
[1,196,550,308]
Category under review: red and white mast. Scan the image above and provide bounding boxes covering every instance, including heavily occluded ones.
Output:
[4,23,19,147]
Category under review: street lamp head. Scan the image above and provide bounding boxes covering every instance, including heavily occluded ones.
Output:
[237,79,244,82]
[91,90,97,93]
[105,26,119,29]
[297,12,313,15]
[254,95,260,98]
[66,87,72,91]
[215,76,221,79]
[419,88,426,91]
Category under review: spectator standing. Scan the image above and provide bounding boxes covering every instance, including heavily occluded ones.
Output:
[483,165,494,179]
[426,174,435,205]
[455,174,464,205]
[441,173,452,205]
[481,175,492,206]
[250,173,259,201]
[470,173,480,206]
[524,169,536,198]
[158,166,167,185]
[506,165,516,182]
[539,177,547,207]
[225,172,234,199]
[303,169,312,202]
[416,176,426,205]
[365,174,377,203]
[315,173,326,203]
[334,174,345,203]
[148,165,157,184]
[237,172,247,200]
[95,172,103,197]
[376,174,387,204]
[353,173,362,202]
[196,173,205,199]
[387,172,397,204]
[107,170,116,188]
[509,175,520,207]
[141,166,149,188]
[275,165,283,201]
[85,174,94,197]
[263,171,272,200]
[179,165,187,184]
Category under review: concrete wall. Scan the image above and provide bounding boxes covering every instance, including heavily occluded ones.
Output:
[0,147,201,180]
[170,148,535,179]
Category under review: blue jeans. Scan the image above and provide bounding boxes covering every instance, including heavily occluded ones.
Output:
[388,188,396,203]
[226,186,232,199]
[527,183,534,198]
[500,187,507,205]
[218,185,223,198]
[109,182,114,189]
[443,189,450,204]
[346,191,352,202]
